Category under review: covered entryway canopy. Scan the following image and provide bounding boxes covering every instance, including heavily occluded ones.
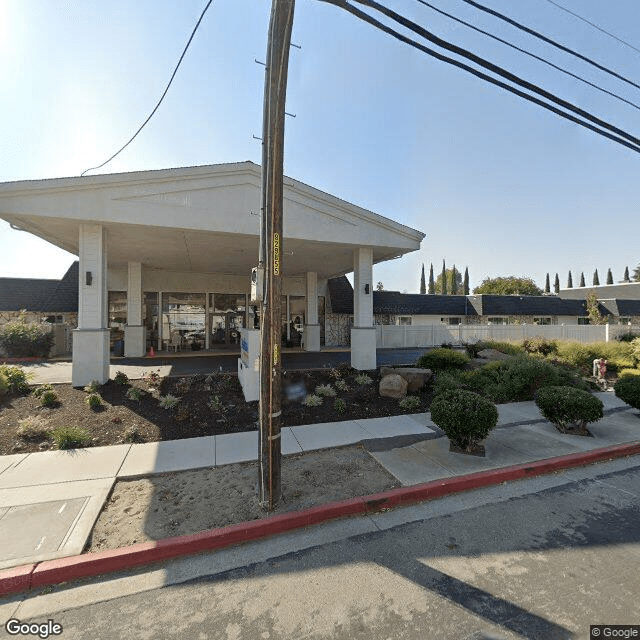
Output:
[0,161,425,386]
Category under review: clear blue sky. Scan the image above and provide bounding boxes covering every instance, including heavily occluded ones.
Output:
[0,0,638,292]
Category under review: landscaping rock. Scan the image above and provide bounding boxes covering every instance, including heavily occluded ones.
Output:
[379,374,408,399]
[379,367,432,392]
[477,349,512,361]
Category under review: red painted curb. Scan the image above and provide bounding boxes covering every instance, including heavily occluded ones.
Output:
[0,564,35,597]
[3,441,639,596]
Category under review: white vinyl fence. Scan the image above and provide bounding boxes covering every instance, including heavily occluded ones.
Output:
[375,323,637,349]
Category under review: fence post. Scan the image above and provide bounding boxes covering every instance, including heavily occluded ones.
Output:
[605,323,610,343]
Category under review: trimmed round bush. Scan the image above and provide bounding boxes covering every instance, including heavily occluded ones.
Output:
[429,389,498,450]
[614,375,640,410]
[534,386,603,431]
[417,348,470,371]
[0,321,54,357]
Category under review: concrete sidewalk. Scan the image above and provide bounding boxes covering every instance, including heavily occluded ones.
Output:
[0,392,638,574]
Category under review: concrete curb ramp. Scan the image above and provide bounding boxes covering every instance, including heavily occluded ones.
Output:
[1,440,639,598]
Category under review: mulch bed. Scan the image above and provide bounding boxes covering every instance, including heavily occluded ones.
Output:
[0,368,433,455]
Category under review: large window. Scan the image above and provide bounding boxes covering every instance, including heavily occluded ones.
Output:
[209,293,246,345]
[163,293,206,349]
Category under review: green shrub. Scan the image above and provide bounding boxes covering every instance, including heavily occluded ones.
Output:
[463,341,482,358]
[33,383,54,398]
[614,376,640,410]
[315,384,336,397]
[303,394,322,407]
[399,395,421,410]
[555,341,635,374]
[0,365,30,393]
[0,372,8,396]
[354,373,373,385]
[618,368,640,378]
[335,379,349,392]
[0,320,54,357]
[126,387,143,401]
[16,415,51,440]
[86,393,102,409]
[208,395,223,411]
[158,394,180,409]
[535,386,604,431]
[475,340,524,356]
[51,426,91,450]
[522,337,558,356]
[84,380,101,393]
[429,389,498,450]
[617,332,640,343]
[433,356,588,403]
[334,398,347,413]
[113,371,129,385]
[632,338,640,366]
[417,348,470,371]
[40,390,59,407]
[122,427,143,443]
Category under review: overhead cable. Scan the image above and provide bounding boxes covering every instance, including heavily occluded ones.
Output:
[458,0,640,91]
[349,0,640,147]
[80,0,214,176]
[541,0,640,55]
[318,0,640,154]
[414,0,640,112]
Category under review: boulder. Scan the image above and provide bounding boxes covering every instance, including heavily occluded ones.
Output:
[380,367,432,392]
[379,374,408,399]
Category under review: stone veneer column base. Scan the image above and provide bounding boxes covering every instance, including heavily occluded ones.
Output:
[72,329,110,387]
[350,326,377,370]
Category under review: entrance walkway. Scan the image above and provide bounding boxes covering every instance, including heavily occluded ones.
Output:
[17,348,426,385]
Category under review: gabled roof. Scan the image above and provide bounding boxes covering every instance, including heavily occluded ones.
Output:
[0,261,78,313]
[467,295,592,317]
[600,299,640,316]
[41,261,78,312]
[374,292,475,315]
[0,277,58,312]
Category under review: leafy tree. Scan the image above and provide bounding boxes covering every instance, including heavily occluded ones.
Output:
[579,272,585,287]
[436,267,462,295]
[376,282,384,291]
[419,264,426,294]
[473,276,543,296]
[632,264,640,282]
[567,271,573,288]
[544,273,550,293]
[554,273,560,294]
[450,264,459,294]
[586,293,609,325]
[623,266,630,282]
[593,269,600,286]
[441,260,447,295]
[463,267,469,295]
[606,268,613,284]
[428,263,435,294]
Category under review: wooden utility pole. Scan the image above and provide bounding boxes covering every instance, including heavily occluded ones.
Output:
[259,0,295,510]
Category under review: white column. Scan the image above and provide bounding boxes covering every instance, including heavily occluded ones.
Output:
[72,224,110,387]
[124,261,146,357]
[304,271,320,351]
[351,247,376,369]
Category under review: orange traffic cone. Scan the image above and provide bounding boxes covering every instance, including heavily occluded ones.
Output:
[149,346,155,357]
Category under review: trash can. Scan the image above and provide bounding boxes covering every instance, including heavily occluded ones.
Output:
[113,339,124,357]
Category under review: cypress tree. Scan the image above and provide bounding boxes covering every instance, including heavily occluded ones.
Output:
[554,273,560,293]
[420,263,426,294]
[544,273,550,293]
[579,272,585,287]
[567,271,573,288]
[441,260,447,295]
[606,268,613,284]
[624,266,630,282]
[593,269,600,286]
[428,263,435,294]
[451,265,459,294]
[463,267,469,295]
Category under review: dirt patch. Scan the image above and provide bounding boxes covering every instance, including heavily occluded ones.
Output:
[0,368,433,455]
[86,445,399,552]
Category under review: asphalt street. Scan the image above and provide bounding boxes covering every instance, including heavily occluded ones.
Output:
[4,457,640,640]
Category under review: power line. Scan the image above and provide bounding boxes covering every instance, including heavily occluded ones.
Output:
[318,0,640,154]
[541,0,640,55]
[350,0,640,147]
[457,0,640,91]
[414,0,640,112]
[80,0,214,177]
